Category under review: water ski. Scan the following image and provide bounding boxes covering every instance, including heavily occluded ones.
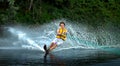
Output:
[43,45,49,54]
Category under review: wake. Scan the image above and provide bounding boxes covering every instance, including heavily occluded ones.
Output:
[7,27,96,52]
[8,27,45,52]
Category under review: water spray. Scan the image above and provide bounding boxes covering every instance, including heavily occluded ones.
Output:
[8,27,44,51]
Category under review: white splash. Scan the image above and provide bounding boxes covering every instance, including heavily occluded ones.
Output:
[8,27,44,52]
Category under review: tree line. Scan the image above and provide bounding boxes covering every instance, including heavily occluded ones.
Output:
[0,0,120,28]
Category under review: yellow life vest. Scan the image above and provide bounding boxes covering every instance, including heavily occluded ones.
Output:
[56,27,67,41]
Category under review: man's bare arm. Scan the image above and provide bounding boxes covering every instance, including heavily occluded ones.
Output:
[57,29,61,35]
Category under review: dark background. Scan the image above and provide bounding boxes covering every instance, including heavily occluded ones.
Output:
[0,0,120,28]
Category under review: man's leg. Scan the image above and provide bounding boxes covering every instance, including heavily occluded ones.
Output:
[48,42,57,51]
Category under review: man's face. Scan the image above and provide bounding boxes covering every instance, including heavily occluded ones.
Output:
[60,24,65,28]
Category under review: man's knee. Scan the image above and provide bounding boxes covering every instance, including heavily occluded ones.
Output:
[50,42,55,47]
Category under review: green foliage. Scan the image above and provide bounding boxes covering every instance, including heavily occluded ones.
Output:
[0,0,19,25]
[0,0,120,27]
[8,0,15,5]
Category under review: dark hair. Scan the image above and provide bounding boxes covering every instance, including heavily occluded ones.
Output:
[59,22,65,26]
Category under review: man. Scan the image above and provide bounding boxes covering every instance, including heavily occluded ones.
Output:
[44,22,67,54]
